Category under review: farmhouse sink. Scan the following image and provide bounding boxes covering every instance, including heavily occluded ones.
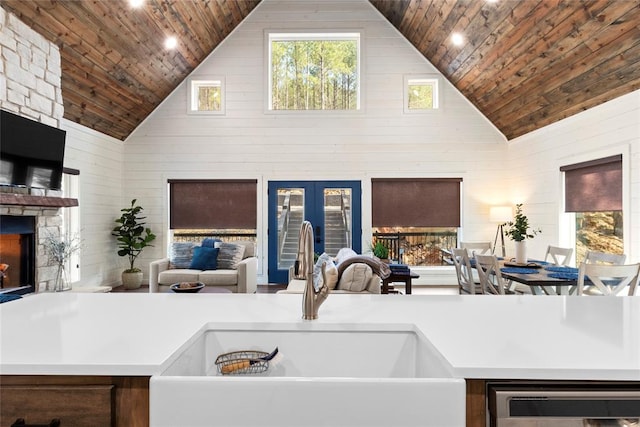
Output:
[150,323,465,426]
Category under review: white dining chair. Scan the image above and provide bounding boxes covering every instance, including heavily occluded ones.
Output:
[461,241,492,256]
[576,262,640,296]
[544,245,573,266]
[451,248,482,294]
[584,250,626,265]
[474,254,508,295]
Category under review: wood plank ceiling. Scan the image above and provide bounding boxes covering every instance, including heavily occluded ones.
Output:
[2,0,639,141]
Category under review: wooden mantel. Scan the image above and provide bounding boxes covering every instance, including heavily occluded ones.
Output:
[0,193,78,208]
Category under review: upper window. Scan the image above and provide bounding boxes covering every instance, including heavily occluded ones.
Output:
[268,32,360,111]
[404,76,439,112]
[188,78,224,114]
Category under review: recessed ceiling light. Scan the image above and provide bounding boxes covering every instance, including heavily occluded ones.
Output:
[165,36,178,50]
[451,33,465,47]
[129,0,144,8]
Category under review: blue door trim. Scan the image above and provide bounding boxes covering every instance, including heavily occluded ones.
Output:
[268,180,361,284]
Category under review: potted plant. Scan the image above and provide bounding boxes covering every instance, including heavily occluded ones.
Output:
[111,199,156,289]
[371,240,390,263]
[504,204,541,264]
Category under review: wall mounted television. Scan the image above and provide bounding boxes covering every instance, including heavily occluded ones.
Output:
[0,109,66,191]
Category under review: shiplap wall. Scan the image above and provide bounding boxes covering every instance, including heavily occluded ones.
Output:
[125,0,507,284]
[505,90,640,264]
[62,119,124,287]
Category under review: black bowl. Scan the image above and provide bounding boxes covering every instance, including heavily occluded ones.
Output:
[170,282,205,293]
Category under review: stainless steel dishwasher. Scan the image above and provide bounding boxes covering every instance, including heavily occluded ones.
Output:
[488,382,640,426]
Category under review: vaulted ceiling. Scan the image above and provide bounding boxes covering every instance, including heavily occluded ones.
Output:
[2,0,639,141]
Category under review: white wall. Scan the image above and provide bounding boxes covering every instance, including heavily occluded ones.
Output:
[62,119,124,287]
[506,90,640,263]
[125,0,507,284]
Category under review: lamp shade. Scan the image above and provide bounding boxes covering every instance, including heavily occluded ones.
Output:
[489,206,512,223]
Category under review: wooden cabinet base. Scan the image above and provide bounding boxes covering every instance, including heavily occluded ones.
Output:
[0,375,149,427]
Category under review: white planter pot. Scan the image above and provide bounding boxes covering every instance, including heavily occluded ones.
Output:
[514,241,527,264]
[122,271,143,289]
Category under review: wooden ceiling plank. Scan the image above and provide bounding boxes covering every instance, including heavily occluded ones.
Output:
[60,76,146,129]
[414,0,456,54]
[63,97,133,141]
[492,37,640,134]
[452,0,552,90]
[204,1,233,46]
[477,1,636,117]
[428,1,487,68]
[583,1,640,52]
[503,74,640,139]
[406,0,439,48]
[148,1,208,68]
[460,0,575,98]
[441,1,519,77]
[217,0,235,34]
[469,1,608,113]
[421,0,472,60]
[396,0,422,33]
[225,0,246,24]
[52,1,179,98]
[186,1,225,46]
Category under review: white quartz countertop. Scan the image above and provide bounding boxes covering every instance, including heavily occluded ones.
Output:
[1,292,639,380]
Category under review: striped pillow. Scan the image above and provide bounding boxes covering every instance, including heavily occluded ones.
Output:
[169,242,197,269]
[216,242,245,270]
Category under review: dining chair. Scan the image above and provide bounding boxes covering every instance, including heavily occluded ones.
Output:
[461,241,492,256]
[584,250,626,265]
[451,248,482,294]
[576,262,640,296]
[474,254,508,295]
[544,245,573,266]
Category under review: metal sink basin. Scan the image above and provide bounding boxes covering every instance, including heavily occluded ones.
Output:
[150,323,465,426]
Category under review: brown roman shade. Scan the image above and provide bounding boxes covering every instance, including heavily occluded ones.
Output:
[560,155,622,212]
[169,179,257,229]
[371,178,462,227]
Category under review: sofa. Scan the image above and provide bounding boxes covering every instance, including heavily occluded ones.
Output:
[277,252,390,294]
[149,240,257,293]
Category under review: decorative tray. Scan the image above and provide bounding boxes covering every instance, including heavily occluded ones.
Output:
[170,281,205,293]
[503,261,543,268]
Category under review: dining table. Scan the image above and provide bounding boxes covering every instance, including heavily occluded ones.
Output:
[498,261,579,295]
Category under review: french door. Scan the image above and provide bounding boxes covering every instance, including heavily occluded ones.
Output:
[267,180,361,284]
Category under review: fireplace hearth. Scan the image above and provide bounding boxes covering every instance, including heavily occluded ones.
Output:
[0,215,35,292]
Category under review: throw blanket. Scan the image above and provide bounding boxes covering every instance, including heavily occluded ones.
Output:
[337,256,391,280]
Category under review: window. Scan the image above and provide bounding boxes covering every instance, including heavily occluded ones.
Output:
[188,78,224,114]
[371,178,461,266]
[405,76,439,112]
[268,32,360,111]
[560,155,623,264]
[62,168,80,284]
[169,180,257,243]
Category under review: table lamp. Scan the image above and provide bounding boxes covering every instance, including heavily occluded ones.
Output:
[490,206,512,257]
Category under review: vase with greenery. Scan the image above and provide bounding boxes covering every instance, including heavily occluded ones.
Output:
[504,204,541,264]
[111,199,156,289]
[42,231,81,292]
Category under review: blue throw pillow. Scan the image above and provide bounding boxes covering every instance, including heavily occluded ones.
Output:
[202,237,221,248]
[189,246,219,270]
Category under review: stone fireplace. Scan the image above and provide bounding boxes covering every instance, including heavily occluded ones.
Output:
[0,195,77,292]
[0,8,76,293]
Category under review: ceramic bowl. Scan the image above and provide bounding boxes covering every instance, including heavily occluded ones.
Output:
[170,282,205,293]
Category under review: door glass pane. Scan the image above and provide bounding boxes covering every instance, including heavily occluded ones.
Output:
[277,188,305,270]
[323,188,351,257]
